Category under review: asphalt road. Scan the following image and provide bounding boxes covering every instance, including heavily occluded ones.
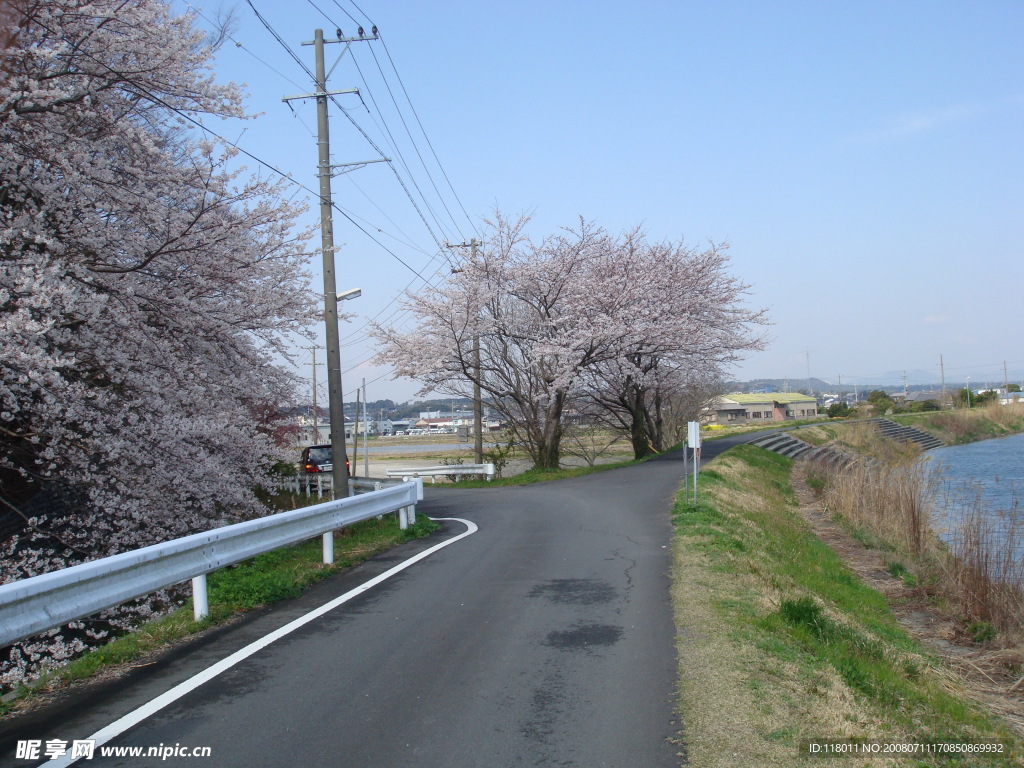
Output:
[2,436,773,768]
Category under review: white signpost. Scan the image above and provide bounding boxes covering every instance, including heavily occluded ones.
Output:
[687,421,702,502]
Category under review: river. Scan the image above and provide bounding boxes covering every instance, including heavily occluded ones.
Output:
[923,432,1024,572]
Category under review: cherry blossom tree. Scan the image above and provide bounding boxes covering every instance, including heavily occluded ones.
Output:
[0,0,318,574]
[376,213,618,469]
[574,233,767,458]
[375,215,766,468]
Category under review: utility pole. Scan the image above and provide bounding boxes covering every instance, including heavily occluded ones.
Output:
[305,345,324,443]
[362,378,369,478]
[283,27,379,498]
[448,238,484,464]
[1004,360,1010,394]
[940,354,947,408]
[352,384,360,476]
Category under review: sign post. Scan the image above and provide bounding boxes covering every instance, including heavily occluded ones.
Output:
[687,421,702,503]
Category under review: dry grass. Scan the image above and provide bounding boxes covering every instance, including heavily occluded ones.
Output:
[672,448,966,767]
[942,502,1024,635]
[919,403,1024,444]
[813,453,1024,640]
[820,459,933,558]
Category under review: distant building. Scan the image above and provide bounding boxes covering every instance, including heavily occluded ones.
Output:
[707,393,819,425]
[904,390,954,408]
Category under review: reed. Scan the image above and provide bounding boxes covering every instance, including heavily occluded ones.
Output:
[814,453,1024,639]
[940,486,1024,633]
[821,457,932,558]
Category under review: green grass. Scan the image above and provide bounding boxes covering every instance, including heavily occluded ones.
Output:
[0,514,438,713]
[672,444,1022,766]
[445,454,652,487]
[889,408,1024,444]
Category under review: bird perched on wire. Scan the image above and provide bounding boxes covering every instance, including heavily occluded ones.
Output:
[358,26,365,37]
[336,28,342,39]
[372,25,378,36]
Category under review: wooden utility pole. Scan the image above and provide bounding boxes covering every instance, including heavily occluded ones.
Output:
[940,354,947,408]
[282,27,379,497]
[448,238,485,463]
[305,345,323,443]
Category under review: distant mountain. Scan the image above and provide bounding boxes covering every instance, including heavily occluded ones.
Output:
[726,376,950,397]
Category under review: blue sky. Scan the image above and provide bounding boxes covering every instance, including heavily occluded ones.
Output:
[186,1,1023,401]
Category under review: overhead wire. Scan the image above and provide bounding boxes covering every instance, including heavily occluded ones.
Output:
[333,0,477,235]
[239,0,460,354]
[233,2,482,392]
[370,40,477,237]
[363,43,465,240]
[288,0,467,253]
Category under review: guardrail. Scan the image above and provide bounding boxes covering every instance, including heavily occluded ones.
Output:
[0,480,423,649]
[279,474,403,497]
[386,463,495,483]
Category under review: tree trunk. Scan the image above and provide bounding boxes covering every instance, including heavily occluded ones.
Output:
[628,385,653,459]
[533,391,566,470]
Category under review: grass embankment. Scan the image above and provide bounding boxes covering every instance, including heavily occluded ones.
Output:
[673,445,1022,767]
[1,512,438,715]
[891,404,1024,445]
[796,404,1024,452]
[444,454,651,488]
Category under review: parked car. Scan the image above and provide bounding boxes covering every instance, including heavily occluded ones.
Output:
[300,444,349,475]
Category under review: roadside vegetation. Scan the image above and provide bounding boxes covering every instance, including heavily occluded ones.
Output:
[812,455,1024,641]
[672,444,1023,767]
[442,454,652,488]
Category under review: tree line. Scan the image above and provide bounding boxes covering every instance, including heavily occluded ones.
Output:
[0,0,317,579]
[374,213,767,469]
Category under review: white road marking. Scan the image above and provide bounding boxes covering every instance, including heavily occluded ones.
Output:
[42,518,478,768]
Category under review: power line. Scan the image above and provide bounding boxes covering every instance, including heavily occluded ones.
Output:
[364,43,465,240]
[292,2,468,247]
[374,38,478,236]
[222,3,470,345]
[331,0,475,235]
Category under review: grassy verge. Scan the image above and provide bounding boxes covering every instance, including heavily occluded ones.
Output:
[703,417,827,441]
[1,513,438,715]
[894,404,1024,444]
[673,444,1022,767]
[442,454,653,488]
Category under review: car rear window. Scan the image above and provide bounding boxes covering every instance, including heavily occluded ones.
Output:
[307,446,332,463]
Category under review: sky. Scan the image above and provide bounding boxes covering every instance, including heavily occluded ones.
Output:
[181,0,1024,402]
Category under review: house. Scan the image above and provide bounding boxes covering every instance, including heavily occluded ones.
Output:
[376,418,412,435]
[413,417,457,433]
[904,390,955,408]
[707,393,819,425]
[1000,391,1024,406]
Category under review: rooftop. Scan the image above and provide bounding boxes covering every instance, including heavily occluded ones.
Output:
[720,392,816,405]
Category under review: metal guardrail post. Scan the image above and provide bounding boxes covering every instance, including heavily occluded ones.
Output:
[192,574,208,621]
[323,530,334,564]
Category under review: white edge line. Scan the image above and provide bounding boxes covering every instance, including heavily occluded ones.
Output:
[43,517,477,768]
